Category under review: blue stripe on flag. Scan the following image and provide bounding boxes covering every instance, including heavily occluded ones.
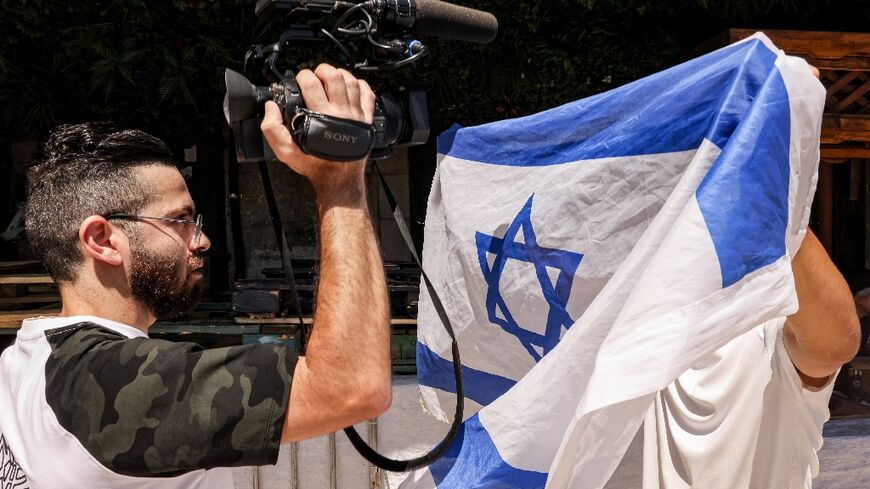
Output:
[437,39,779,166]
[696,67,791,288]
[429,414,548,488]
[416,341,516,406]
[437,123,461,156]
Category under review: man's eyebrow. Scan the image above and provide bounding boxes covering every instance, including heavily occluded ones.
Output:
[167,205,195,217]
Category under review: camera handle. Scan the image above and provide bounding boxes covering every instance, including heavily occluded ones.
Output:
[290,108,375,161]
[258,158,463,472]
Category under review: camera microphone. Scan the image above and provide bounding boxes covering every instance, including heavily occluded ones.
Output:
[410,0,498,44]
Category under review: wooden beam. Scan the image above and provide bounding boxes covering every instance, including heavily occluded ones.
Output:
[0,275,54,284]
[822,114,870,144]
[0,294,60,305]
[816,163,835,255]
[0,261,42,272]
[0,310,59,328]
[821,147,870,160]
[729,29,870,71]
[792,57,870,72]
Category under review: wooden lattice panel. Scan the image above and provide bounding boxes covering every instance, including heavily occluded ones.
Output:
[820,70,870,115]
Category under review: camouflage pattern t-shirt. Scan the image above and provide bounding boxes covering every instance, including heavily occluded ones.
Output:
[0,316,295,488]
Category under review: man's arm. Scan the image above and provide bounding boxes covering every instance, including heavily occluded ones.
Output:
[784,228,860,388]
[261,64,392,442]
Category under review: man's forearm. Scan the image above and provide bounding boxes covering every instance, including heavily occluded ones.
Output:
[310,174,391,401]
[785,229,860,384]
[282,173,391,441]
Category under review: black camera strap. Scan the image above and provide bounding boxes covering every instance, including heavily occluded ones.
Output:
[259,158,463,472]
[258,161,310,350]
[342,162,463,472]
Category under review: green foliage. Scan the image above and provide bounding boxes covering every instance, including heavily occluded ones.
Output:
[406,0,870,130]
[0,0,253,146]
[385,0,698,129]
[0,0,867,144]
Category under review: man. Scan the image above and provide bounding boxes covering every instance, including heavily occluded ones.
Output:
[606,230,861,489]
[595,61,861,489]
[0,65,391,487]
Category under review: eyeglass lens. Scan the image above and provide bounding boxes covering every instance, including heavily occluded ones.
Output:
[193,215,203,247]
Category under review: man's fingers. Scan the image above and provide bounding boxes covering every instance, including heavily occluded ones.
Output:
[315,64,350,114]
[297,69,329,111]
[358,78,376,124]
[261,101,296,162]
[262,64,375,182]
[297,65,375,124]
[339,69,362,120]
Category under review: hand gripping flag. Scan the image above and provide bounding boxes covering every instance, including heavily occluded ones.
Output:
[402,33,825,489]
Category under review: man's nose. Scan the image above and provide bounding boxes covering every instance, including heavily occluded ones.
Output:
[193,231,211,252]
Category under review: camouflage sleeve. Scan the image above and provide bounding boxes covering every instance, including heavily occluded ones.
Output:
[43,322,296,476]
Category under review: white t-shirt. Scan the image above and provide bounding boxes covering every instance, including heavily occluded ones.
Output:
[0,316,294,489]
[607,318,834,489]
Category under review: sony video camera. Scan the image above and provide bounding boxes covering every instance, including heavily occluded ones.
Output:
[223,0,498,163]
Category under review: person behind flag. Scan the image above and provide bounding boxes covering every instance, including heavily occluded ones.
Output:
[605,227,861,489]
[604,66,862,489]
[0,64,392,488]
[406,36,860,489]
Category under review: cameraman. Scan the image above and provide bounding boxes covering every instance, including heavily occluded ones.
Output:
[0,64,391,487]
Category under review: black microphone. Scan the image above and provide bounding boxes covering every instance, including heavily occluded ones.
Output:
[412,0,498,44]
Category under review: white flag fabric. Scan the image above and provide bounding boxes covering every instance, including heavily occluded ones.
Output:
[401,33,825,489]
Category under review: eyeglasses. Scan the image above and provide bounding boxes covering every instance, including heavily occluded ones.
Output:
[105,213,204,247]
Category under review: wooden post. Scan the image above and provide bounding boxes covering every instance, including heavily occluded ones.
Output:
[290,442,299,489]
[851,159,862,201]
[369,418,380,489]
[329,432,337,489]
[865,161,870,270]
[817,161,835,255]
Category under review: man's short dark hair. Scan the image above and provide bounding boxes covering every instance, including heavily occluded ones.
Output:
[25,122,175,283]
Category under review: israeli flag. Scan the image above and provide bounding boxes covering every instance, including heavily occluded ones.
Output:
[402,33,824,489]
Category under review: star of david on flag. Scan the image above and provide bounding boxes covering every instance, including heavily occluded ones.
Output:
[476,195,583,362]
[405,33,824,489]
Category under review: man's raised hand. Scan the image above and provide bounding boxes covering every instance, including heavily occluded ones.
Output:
[260,64,376,189]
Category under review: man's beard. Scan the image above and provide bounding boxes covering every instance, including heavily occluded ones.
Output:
[129,240,204,320]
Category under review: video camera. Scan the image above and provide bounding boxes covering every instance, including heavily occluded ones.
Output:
[223,0,498,163]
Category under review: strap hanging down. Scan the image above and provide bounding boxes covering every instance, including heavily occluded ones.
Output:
[258,161,309,350]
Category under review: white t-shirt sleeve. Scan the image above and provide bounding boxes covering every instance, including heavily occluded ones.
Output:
[755,321,834,488]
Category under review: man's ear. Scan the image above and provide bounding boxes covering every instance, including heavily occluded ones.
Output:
[79,216,125,267]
